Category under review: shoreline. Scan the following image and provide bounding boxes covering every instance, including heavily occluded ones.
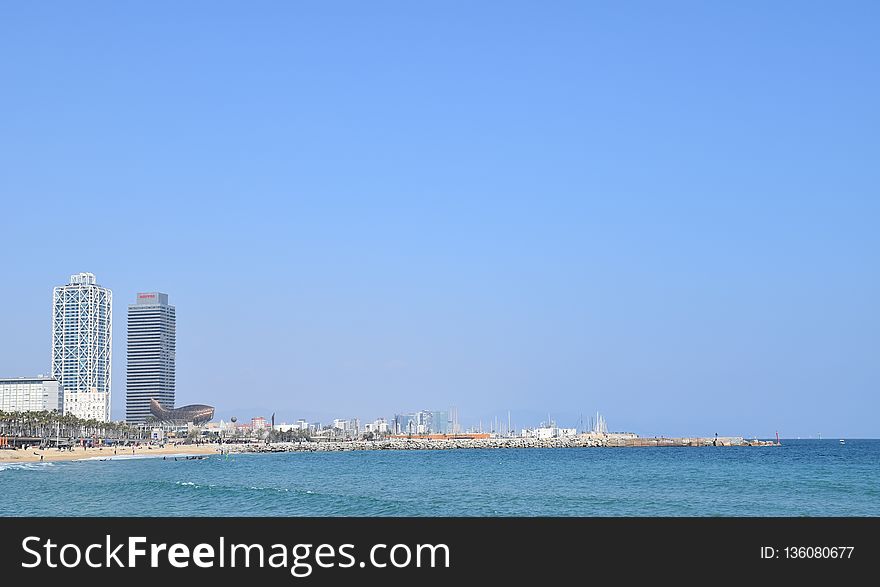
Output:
[0,435,775,463]
[0,443,222,464]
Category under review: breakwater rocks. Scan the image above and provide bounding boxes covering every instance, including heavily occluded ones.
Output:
[606,436,774,447]
[229,437,607,453]
[225,435,774,454]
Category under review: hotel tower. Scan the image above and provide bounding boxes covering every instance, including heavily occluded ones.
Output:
[51,272,113,422]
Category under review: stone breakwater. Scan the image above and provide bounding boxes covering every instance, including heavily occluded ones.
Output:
[225,435,774,454]
[606,436,774,447]
[228,437,606,453]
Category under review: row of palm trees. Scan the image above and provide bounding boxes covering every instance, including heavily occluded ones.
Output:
[0,410,147,442]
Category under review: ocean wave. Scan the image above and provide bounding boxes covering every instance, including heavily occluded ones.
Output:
[170,479,311,496]
[173,481,220,489]
[247,486,291,493]
[0,462,55,472]
[77,453,203,462]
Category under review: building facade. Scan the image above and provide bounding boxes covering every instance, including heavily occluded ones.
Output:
[126,292,176,423]
[0,376,61,413]
[429,411,449,434]
[64,390,110,421]
[52,272,112,422]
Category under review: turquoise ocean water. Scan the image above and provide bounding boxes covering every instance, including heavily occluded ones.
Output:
[1,440,877,516]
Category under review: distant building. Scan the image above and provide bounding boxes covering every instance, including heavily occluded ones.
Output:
[450,406,460,434]
[415,410,432,434]
[364,417,388,435]
[126,292,176,423]
[393,413,417,435]
[391,411,451,434]
[52,272,112,422]
[364,419,389,434]
[522,423,577,439]
[0,376,61,413]
[429,411,449,434]
[203,420,239,438]
[252,416,267,429]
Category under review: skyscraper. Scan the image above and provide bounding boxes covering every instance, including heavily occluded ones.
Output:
[52,272,113,422]
[126,292,176,424]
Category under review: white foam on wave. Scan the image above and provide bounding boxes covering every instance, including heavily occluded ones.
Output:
[0,462,56,472]
[247,486,290,492]
[76,453,203,462]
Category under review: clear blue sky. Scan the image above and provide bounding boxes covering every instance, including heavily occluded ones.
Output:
[1,1,877,437]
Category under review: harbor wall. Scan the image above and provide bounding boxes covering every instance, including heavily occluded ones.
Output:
[227,435,773,454]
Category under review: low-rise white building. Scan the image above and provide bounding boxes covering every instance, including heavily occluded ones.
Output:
[0,376,61,413]
[203,420,239,437]
[64,389,109,421]
[523,425,578,439]
[364,418,389,434]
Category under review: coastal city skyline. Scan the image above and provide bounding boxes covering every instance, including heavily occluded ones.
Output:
[7,268,611,436]
[2,271,611,436]
[2,3,877,439]
[0,269,872,439]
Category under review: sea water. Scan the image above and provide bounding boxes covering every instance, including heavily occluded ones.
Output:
[1,440,877,516]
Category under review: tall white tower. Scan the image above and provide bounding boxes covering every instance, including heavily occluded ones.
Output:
[52,272,113,422]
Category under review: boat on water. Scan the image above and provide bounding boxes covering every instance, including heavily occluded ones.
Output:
[839,439,845,445]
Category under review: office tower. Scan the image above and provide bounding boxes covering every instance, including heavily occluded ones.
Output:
[52,272,112,422]
[429,410,449,434]
[126,292,176,423]
[449,406,460,434]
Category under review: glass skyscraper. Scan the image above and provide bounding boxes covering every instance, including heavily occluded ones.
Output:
[51,272,113,422]
[126,292,176,423]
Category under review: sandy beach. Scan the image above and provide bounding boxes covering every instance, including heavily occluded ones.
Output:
[0,443,223,463]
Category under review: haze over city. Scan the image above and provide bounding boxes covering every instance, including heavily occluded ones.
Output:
[1,2,877,438]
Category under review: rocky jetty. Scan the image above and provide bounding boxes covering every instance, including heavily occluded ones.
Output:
[224,434,774,454]
[228,436,606,454]
[606,436,775,447]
